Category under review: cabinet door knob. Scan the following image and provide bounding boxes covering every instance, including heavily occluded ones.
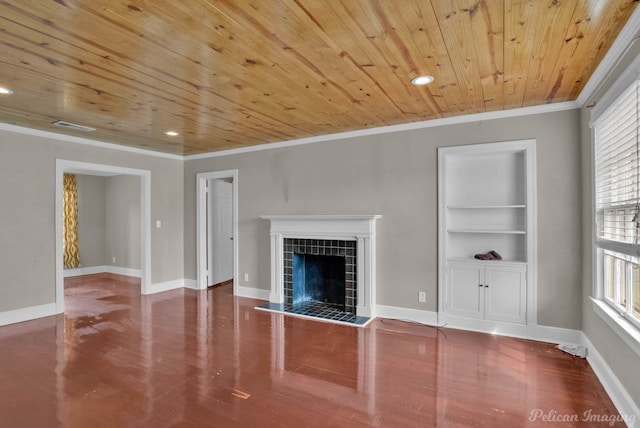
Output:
[485,284,489,288]
[478,284,483,287]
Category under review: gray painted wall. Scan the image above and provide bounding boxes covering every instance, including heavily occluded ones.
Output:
[184,109,582,329]
[70,174,142,270]
[106,175,141,270]
[75,174,107,268]
[0,129,184,312]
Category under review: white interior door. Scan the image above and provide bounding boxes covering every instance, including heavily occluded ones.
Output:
[207,178,234,286]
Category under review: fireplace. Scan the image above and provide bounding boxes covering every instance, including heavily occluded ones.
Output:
[261,215,381,322]
[284,238,357,313]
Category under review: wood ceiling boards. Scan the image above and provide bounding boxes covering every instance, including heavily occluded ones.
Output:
[0,0,637,155]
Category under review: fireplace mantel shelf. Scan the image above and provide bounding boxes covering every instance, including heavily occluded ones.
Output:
[262,214,381,319]
[261,215,382,240]
[260,215,382,220]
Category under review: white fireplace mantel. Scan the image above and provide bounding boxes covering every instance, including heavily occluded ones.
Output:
[261,215,382,318]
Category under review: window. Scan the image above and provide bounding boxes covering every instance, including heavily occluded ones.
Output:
[594,76,640,330]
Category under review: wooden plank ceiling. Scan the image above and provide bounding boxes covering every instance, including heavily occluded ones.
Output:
[0,0,637,155]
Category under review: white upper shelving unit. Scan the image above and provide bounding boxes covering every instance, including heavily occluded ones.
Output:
[447,204,526,209]
[439,142,534,262]
[447,229,526,234]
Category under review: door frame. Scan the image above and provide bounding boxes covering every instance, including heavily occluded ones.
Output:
[55,159,152,314]
[196,169,238,293]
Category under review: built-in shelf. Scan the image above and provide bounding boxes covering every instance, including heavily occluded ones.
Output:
[447,204,526,209]
[447,229,526,234]
[447,257,527,265]
[438,139,537,328]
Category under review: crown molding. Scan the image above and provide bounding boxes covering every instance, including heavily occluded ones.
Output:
[185,101,578,160]
[1,104,581,163]
[0,122,183,161]
[577,5,640,107]
[0,102,580,162]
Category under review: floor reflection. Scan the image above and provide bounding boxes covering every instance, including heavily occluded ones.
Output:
[0,273,624,427]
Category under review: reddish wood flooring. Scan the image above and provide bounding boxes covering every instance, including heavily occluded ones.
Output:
[0,273,624,427]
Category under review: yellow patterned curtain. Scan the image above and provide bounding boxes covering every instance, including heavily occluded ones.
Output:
[63,173,80,269]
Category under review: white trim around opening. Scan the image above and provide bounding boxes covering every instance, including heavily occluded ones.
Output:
[55,159,152,314]
[196,169,239,294]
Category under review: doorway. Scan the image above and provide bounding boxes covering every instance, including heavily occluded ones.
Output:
[55,160,151,314]
[196,170,238,293]
[207,178,234,286]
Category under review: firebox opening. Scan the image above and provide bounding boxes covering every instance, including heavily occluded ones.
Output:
[293,253,346,310]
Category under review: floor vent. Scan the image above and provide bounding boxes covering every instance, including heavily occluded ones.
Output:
[52,120,96,132]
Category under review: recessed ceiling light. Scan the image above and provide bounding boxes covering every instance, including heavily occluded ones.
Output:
[165,131,179,137]
[411,75,434,86]
[0,87,14,94]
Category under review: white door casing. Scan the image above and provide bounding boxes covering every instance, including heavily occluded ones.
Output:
[196,170,238,292]
[55,159,152,312]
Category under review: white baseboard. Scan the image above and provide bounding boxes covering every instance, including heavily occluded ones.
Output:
[536,324,584,344]
[437,313,584,344]
[64,265,110,277]
[236,286,270,300]
[375,305,439,325]
[581,333,640,427]
[373,307,582,347]
[183,279,198,290]
[108,266,141,277]
[0,303,57,327]
[147,279,185,295]
[63,266,141,278]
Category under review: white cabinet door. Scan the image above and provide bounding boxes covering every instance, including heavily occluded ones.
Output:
[446,261,526,324]
[484,266,526,324]
[447,262,484,319]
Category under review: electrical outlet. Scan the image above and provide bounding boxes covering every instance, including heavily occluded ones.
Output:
[112,257,116,264]
[418,291,426,303]
[244,273,249,282]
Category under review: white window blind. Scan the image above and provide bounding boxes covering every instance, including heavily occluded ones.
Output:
[595,78,640,246]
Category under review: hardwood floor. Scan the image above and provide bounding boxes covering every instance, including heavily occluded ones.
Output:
[0,273,624,427]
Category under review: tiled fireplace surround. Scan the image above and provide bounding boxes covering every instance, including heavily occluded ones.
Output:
[261,215,381,320]
[283,238,357,314]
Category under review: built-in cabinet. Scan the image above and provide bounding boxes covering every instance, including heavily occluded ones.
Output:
[438,140,536,330]
[446,261,526,324]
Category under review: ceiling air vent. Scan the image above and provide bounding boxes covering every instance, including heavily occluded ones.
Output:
[52,120,96,132]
